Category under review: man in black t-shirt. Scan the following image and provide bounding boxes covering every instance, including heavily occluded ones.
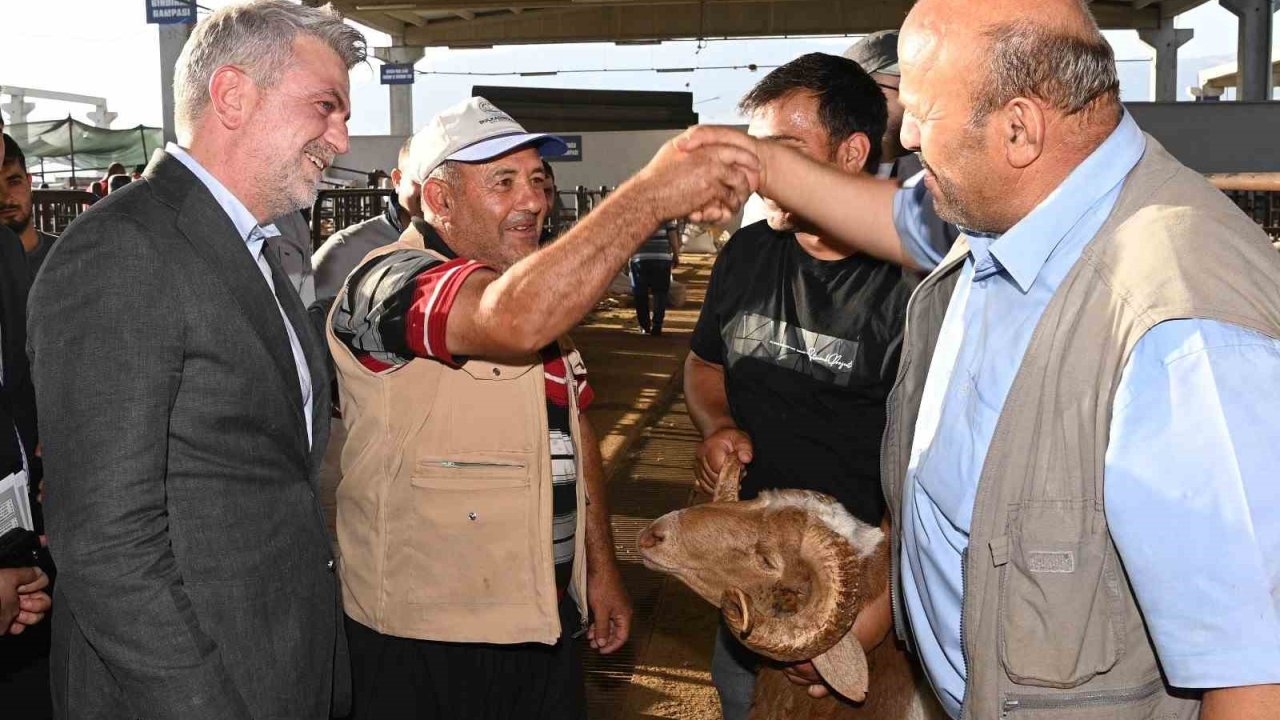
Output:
[685,53,909,719]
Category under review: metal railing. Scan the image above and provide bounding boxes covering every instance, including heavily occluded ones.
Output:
[30,189,97,236]
[1208,173,1280,241]
[309,188,396,250]
[27,176,1280,249]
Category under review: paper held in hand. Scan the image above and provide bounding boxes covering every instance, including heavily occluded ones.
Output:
[0,470,33,536]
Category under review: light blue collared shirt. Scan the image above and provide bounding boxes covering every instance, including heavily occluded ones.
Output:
[894,114,1280,717]
[167,143,314,447]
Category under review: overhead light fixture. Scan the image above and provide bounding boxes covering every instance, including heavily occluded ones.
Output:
[656,67,695,73]
[615,40,662,46]
[520,71,558,77]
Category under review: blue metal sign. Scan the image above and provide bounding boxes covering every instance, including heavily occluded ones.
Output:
[551,135,582,162]
[380,64,417,85]
[146,0,196,24]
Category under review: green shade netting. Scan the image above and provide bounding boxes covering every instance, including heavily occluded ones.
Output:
[9,118,163,172]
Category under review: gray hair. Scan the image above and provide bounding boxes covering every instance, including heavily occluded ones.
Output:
[971,16,1120,125]
[421,161,463,223]
[426,160,463,188]
[174,0,366,141]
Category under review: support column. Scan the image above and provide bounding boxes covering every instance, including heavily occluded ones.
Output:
[159,22,194,146]
[1,91,36,144]
[374,44,425,137]
[86,104,118,129]
[1139,18,1194,102]
[1220,0,1276,101]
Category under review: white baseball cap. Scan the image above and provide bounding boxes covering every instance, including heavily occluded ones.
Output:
[408,96,568,183]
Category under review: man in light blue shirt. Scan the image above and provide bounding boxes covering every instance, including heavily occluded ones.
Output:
[678,0,1280,716]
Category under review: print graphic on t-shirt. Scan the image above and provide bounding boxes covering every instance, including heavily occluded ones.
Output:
[724,312,861,387]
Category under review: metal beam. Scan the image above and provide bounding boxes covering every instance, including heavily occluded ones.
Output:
[346,11,408,36]
[334,0,1208,47]
[403,1,912,46]
[387,10,428,25]
[351,0,817,9]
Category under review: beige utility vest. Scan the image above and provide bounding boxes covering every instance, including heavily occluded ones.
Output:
[883,137,1280,719]
[326,231,588,646]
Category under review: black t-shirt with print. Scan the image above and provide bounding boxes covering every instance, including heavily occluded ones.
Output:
[691,221,912,526]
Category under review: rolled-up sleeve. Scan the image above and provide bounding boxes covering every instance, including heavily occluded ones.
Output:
[330,250,488,370]
[1105,319,1280,689]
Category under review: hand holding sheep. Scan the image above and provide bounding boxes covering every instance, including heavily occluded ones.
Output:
[694,427,754,495]
[639,458,944,719]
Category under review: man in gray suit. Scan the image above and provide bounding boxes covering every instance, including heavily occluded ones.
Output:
[27,3,365,718]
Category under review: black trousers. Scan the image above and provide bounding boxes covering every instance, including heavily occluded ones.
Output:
[0,618,53,720]
[629,259,672,332]
[345,600,587,720]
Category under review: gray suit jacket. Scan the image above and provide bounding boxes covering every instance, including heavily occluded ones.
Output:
[28,151,346,720]
[268,210,317,308]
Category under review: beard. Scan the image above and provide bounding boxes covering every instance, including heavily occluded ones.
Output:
[0,206,30,234]
[252,137,336,220]
[918,134,1000,234]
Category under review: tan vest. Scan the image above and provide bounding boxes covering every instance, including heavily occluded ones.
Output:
[326,231,588,645]
[883,137,1280,719]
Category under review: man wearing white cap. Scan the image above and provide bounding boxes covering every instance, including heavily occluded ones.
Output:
[325,96,756,718]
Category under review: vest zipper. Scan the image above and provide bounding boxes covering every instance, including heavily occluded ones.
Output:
[882,379,907,645]
[883,301,918,648]
[958,545,972,719]
[434,460,527,469]
[1000,678,1165,717]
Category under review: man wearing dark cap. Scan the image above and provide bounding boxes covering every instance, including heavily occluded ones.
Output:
[843,30,908,176]
[327,96,756,719]
[845,30,959,265]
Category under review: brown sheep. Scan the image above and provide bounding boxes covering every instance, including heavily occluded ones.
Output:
[638,459,944,720]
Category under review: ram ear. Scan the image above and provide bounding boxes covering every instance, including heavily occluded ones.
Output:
[812,630,869,703]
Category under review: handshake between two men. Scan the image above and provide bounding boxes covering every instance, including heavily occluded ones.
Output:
[635,127,763,228]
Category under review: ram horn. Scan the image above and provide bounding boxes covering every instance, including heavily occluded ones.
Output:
[712,456,743,503]
[720,521,859,662]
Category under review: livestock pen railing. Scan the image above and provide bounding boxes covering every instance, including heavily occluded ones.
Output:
[31,190,98,236]
[26,176,1280,249]
[310,188,396,250]
[1208,173,1280,242]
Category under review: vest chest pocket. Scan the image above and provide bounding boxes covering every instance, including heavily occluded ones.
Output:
[439,358,540,454]
[997,500,1125,688]
[398,458,538,605]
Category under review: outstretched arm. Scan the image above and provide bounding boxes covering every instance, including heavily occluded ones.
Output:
[445,142,758,358]
[677,127,920,269]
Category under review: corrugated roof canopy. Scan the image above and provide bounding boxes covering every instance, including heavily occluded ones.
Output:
[330,0,1211,47]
